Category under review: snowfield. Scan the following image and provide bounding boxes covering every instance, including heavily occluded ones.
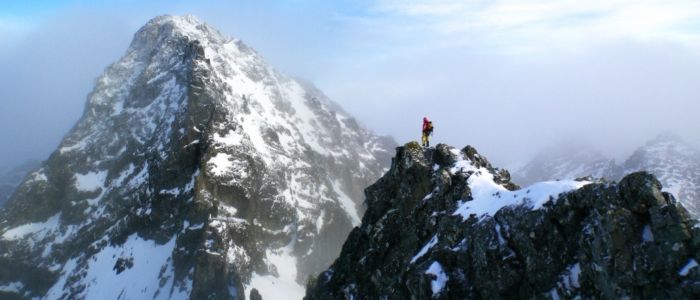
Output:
[448,154,590,221]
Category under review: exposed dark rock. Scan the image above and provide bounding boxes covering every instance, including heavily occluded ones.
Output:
[250,288,262,300]
[306,143,700,300]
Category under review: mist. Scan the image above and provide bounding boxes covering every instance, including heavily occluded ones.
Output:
[1,1,699,172]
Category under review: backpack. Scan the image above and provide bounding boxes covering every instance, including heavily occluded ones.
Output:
[426,122,434,134]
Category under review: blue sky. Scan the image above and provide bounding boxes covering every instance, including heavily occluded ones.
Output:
[1,0,700,169]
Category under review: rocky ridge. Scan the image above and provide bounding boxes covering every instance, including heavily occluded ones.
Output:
[306,142,700,299]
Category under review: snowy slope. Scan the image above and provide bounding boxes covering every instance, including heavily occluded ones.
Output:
[0,15,394,299]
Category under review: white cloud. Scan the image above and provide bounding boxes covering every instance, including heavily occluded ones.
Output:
[366,0,700,53]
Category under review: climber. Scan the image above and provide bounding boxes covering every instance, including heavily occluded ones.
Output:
[422,117,434,147]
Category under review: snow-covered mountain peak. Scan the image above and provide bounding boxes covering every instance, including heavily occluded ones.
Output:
[0,15,395,300]
[133,15,231,48]
[514,142,617,186]
[637,132,698,159]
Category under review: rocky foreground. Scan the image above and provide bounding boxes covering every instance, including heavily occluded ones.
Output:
[306,142,700,299]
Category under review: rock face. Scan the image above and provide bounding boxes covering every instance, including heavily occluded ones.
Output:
[0,161,40,207]
[306,142,700,299]
[0,15,394,300]
[516,134,700,218]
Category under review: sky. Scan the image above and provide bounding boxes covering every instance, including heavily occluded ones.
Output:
[0,0,699,170]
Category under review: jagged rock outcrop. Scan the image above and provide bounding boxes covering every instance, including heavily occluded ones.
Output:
[621,133,700,218]
[0,15,394,300]
[306,142,700,299]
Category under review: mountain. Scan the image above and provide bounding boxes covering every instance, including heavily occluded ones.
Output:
[621,134,700,218]
[515,134,700,218]
[0,15,394,300]
[513,142,618,186]
[306,143,700,299]
[0,160,40,207]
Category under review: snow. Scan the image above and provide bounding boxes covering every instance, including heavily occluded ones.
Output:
[0,281,23,293]
[207,153,248,179]
[642,224,654,242]
[559,263,581,290]
[549,288,561,300]
[59,137,90,154]
[451,156,589,221]
[1,213,61,241]
[333,181,361,226]
[74,170,108,192]
[213,130,244,146]
[569,263,581,288]
[45,234,186,300]
[494,223,507,245]
[411,234,438,264]
[425,261,448,296]
[160,187,181,196]
[316,209,326,234]
[188,223,205,230]
[679,259,698,276]
[245,239,305,300]
[27,170,48,183]
[233,110,272,158]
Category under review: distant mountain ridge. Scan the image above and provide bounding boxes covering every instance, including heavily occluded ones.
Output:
[515,134,700,218]
[0,161,40,207]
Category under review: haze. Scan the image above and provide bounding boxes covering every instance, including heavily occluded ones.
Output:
[1,0,699,171]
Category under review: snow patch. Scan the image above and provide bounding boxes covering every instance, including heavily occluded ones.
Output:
[207,153,248,179]
[245,239,305,300]
[2,213,61,241]
[46,234,184,300]
[679,259,698,276]
[316,209,326,234]
[0,281,23,293]
[213,130,244,146]
[560,263,581,290]
[452,159,589,220]
[411,235,438,264]
[75,170,108,192]
[333,181,361,226]
[425,261,448,296]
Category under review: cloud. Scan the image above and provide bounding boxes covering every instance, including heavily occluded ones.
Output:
[362,0,700,54]
[315,0,700,166]
[0,1,698,171]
